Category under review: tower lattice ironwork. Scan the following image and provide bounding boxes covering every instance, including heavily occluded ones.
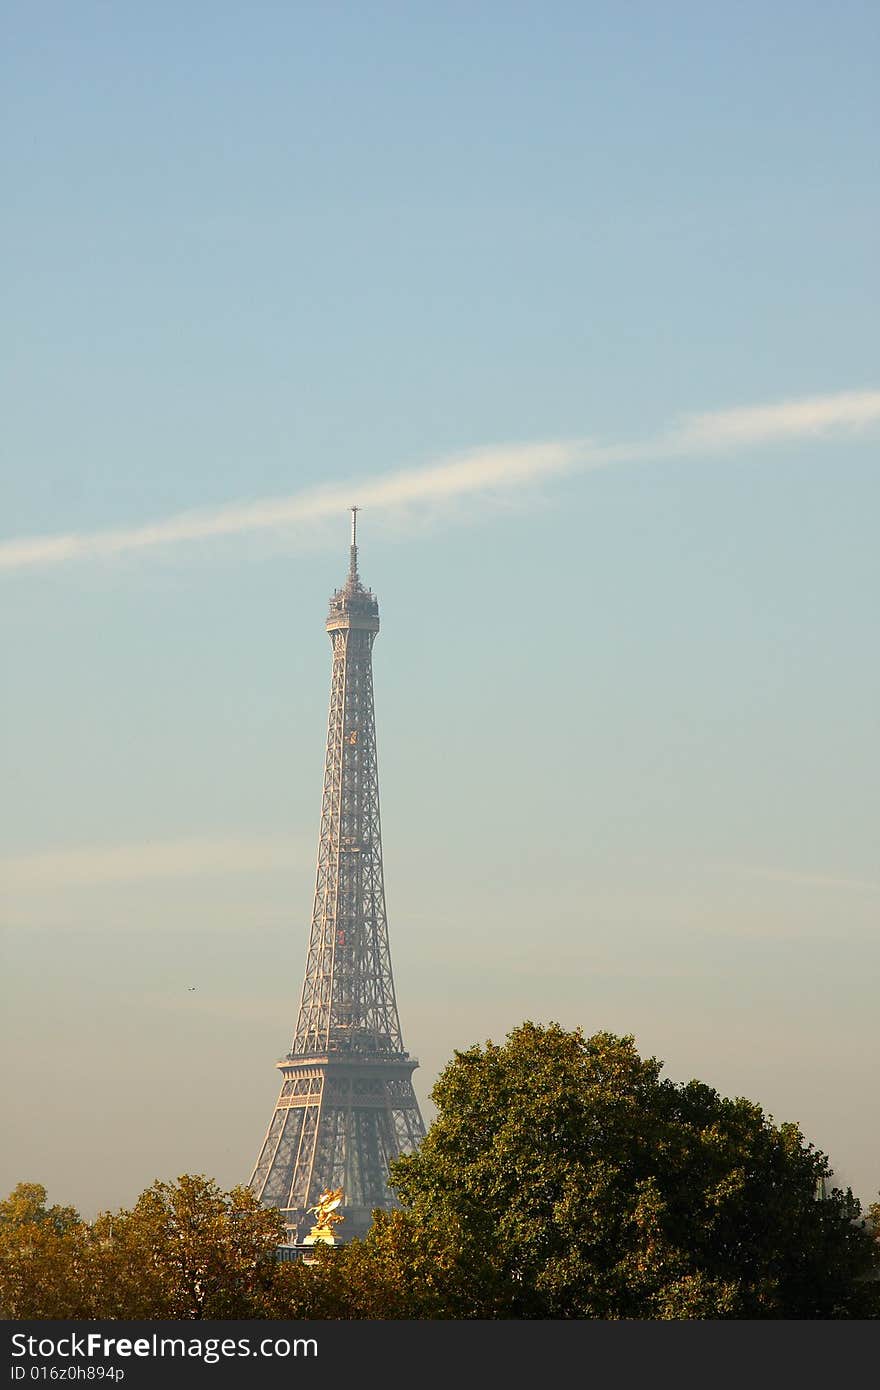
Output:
[249,511,425,1241]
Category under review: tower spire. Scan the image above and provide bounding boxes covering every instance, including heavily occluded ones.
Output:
[348,505,360,586]
[248,512,425,1242]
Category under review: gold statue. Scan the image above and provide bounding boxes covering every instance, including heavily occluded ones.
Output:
[302,1188,344,1246]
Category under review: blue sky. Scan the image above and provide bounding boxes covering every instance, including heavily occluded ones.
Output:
[2,3,878,1214]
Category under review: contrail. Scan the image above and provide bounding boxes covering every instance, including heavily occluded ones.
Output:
[2,387,878,574]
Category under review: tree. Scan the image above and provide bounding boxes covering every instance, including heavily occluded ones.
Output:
[272,1205,501,1318]
[0,1176,285,1320]
[86,1175,285,1318]
[370,1023,877,1319]
[864,1195,880,1312]
[0,1183,88,1318]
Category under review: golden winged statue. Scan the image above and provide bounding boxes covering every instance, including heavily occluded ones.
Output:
[302,1188,345,1245]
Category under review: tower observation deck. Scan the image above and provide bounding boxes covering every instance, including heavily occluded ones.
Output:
[248,511,425,1241]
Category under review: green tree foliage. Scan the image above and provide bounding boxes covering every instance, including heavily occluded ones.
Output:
[366,1024,876,1319]
[271,1205,501,1318]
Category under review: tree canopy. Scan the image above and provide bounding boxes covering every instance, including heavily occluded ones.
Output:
[0,1183,87,1319]
[2,1024,877,1319]
[0,1176,283,1319]
[293,1024,878,1318]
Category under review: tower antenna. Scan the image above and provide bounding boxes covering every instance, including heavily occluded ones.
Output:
[349,505,360,582]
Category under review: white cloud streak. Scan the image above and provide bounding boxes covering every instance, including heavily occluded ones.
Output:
[719,862,880,896]
[2,387,878,574]
[1,835,300,888]
[669,388,880,451]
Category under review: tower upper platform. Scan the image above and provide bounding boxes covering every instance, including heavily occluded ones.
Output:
[325,507,380,633]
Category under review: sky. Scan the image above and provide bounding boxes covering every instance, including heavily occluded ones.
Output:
[1,2,878,1216]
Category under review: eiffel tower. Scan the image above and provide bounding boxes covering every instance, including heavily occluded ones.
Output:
[249,511,425,1241]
